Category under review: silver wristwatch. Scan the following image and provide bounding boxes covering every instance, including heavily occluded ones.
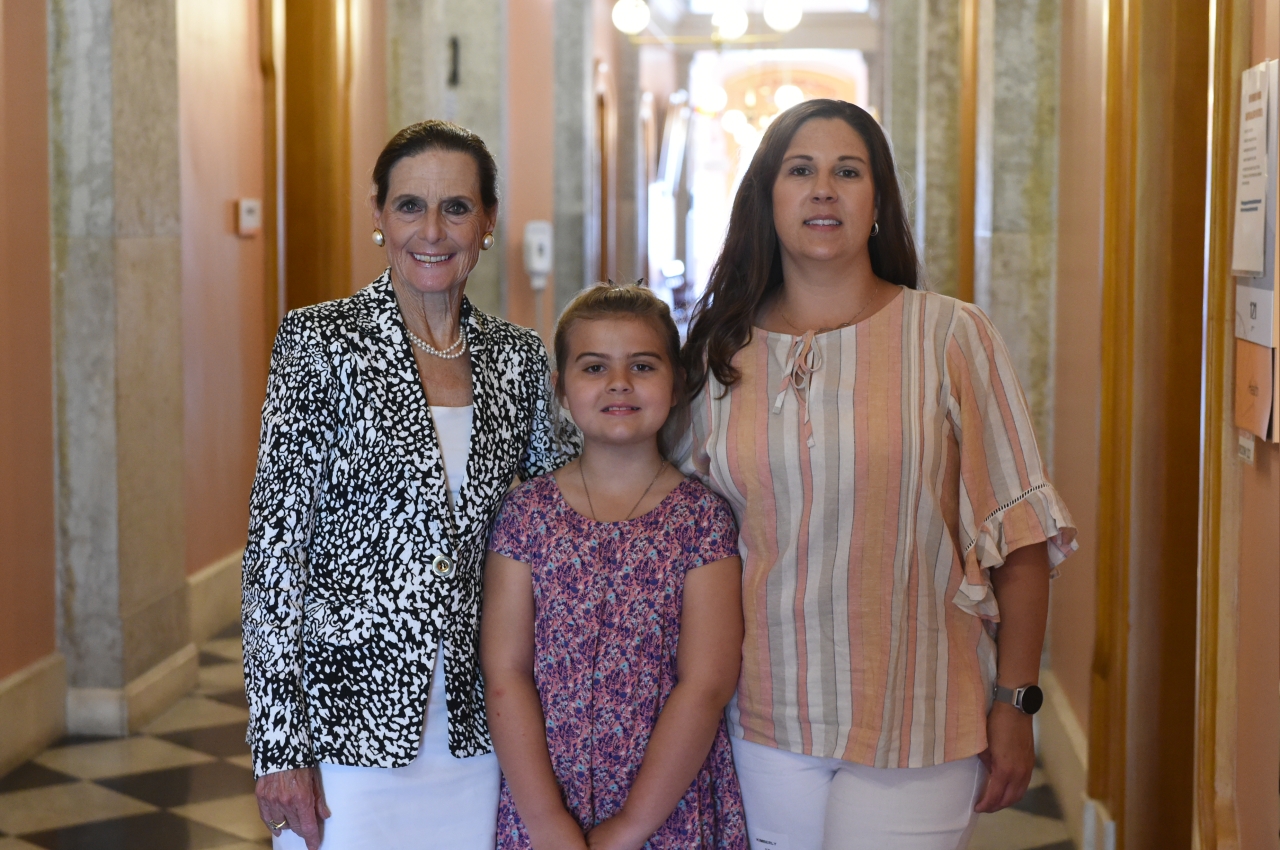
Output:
[993,683,1044,715]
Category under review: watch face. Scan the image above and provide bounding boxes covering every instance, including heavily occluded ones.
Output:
[1020,685,1044,715]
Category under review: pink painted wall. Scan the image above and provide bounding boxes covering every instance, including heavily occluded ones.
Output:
[0,0,56,680]
[349,0,389,293]
[1235,4,1280,848]
[1050,0,1107,728]
[178,0,268,576]
[505,0,557,336]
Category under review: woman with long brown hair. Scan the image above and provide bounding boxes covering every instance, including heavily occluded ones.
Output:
[681,99,1076,848]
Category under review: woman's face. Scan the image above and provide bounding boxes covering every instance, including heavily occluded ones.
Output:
[771,118,877,267]
[556,317,678,451]
[373,149,496,297]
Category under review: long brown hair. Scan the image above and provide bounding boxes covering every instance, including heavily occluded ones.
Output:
[682,99,920,396]
[554,282,686,460]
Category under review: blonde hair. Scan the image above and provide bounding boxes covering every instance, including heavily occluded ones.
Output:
[554,282,686,459]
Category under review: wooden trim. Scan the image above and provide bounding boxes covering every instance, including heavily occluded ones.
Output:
[1193,1,1249,846]
[1088,0,1141,839]
[957,0,978,303]
[283,0,353,311]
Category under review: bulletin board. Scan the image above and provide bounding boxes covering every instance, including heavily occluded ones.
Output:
[1233,59,1280,446]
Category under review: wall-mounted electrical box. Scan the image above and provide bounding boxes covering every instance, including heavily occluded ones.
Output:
[237,198,263,237]
[523,220,553,291]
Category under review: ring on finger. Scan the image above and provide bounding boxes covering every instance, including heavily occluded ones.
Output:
[268,819,288,830]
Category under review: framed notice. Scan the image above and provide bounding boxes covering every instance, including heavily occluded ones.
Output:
[1234,60,1278,349]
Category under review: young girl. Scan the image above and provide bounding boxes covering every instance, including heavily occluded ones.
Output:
[481,283,747,850]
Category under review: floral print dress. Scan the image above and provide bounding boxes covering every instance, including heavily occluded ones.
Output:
[487,474,747,849]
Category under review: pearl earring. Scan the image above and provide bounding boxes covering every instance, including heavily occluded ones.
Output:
[372,229,385,247]
[481,232,494,250]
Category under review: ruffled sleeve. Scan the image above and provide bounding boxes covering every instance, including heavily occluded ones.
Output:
[945,304,1077,620]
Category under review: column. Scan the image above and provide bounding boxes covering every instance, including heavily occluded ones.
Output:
[973,0,1061,455]
[49,0,194,735]
[553,0,594,313]
[386,0,509,316]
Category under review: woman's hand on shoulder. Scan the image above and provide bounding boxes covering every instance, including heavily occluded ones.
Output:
[255,766,330,850]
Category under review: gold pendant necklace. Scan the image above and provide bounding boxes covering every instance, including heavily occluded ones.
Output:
[778,288,878,334]
[579,459,667,522]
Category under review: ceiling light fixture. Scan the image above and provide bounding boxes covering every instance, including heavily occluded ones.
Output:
[711,4,749,40]
[762,0,802,32]
[774,84,806,111]
[611,0,651,34]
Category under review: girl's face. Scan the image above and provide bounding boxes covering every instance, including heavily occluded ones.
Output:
[372,149,496,297]
[771,118,877,266]
[556,316,679,451]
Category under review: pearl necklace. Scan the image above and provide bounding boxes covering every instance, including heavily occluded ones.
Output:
[405,325,468,359]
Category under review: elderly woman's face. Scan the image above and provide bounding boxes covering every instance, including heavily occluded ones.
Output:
[374,149,496,297]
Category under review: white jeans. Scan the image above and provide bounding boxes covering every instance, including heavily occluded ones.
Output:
[274,652,500,850]
[730,736,984,850]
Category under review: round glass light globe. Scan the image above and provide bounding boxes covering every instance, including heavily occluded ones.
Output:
[763,0,802,32]
[720,109,749,135]
[712,6,749,40]
[611,0,650,35]
[774,84,805,111]
[694,83,729,114]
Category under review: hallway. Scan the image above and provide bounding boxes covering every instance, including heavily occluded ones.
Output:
[0,626,1072,850]
[2,1,1279,848]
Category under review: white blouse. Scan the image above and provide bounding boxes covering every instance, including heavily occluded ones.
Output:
[429,405,474,504]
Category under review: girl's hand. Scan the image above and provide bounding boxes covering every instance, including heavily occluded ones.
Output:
[973,701,1035,812]
[586,813,649,850]
[255,766,330,849]
[528,809,591,850]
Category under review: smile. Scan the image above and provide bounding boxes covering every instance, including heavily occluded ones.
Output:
[410,252,453,264]
[601,404,641,413]
[804,218,842,226]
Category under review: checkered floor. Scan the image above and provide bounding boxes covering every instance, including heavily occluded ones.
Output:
[0,624,265,849]
[0,624,1074,849]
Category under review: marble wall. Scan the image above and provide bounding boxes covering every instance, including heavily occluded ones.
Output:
[883,0,960,297]
[49,0,193,732]
[387,0,508,315]
[885,0,1060,452]
[553,0,595,313]
[974,0,1061,457]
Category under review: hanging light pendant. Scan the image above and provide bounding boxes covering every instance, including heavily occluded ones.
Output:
[711,3,749,40]
[612,0,651,34]
[763,0,802,32]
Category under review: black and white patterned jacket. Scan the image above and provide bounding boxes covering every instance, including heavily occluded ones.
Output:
[242,272,579,778]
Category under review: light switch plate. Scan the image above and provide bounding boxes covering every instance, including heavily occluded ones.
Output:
[237,198,262,236]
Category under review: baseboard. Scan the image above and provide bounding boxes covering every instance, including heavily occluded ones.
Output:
[188,549,243,643]
[1038,669,1089,849]
[66,642,198,735]
[0,653,67,776]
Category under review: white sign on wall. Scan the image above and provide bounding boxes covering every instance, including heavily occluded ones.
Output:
[1234,60,1279,348]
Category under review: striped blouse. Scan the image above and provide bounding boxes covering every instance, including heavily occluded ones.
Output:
[683,286,1076,769]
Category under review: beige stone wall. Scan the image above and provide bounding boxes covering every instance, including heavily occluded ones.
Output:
[50,0,193,732]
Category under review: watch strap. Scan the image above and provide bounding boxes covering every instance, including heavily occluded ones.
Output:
[993,684,1020,708]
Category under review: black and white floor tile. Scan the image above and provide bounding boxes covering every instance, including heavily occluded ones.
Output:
[0,625,1074,849]
[0,625,266,850]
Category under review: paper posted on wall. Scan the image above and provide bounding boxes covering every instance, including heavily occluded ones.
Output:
[1235,339,1274,441]
[1234,60,1278,349]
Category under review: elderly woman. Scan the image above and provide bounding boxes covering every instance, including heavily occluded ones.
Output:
[242,121,577,850]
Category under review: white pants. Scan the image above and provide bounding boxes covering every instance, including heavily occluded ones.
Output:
[730,736,984,850]
[274,652,500,850]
